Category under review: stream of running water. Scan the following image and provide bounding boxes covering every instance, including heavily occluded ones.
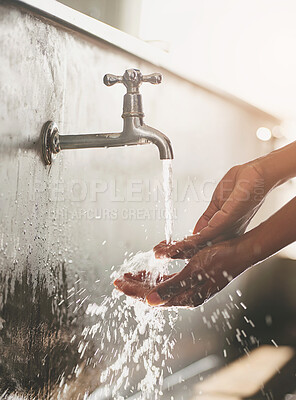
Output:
[78,162,177,399]
[162,160,174,244]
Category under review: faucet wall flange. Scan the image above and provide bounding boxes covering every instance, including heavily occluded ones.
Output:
[41,121,60,165]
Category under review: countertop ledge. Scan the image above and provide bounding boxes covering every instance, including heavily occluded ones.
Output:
[5,0,279,122]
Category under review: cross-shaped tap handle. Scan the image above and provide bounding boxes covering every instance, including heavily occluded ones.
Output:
[103,69,162,93]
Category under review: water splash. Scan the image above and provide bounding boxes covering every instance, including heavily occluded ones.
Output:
[162,160,173,244]
[82,163,176,398]
[116,250,169,285]
[84,251,178,399]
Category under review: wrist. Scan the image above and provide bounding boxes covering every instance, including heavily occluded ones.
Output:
[258,141,296,189]
[253,153,283,192]
[236,212,283,268]
[233,229,262,272]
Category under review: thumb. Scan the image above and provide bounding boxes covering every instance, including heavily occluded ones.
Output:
[146,268,190,306]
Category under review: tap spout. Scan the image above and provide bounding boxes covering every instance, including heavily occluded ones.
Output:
[130,120,174,160]
[42,117,173,165]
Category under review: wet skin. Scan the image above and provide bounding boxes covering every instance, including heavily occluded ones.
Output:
[114,271,175,301]
[114,239,246,308]
[114,142,296,308]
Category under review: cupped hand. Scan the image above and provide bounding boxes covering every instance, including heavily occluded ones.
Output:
[114,236,251,308]
[154,160,271,260]
[114,271,176,301]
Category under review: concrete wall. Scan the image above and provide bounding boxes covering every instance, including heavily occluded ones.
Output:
[0,2,279,397]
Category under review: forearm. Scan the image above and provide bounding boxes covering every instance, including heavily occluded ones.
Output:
[240,196,296,266]
[258,141,296,188]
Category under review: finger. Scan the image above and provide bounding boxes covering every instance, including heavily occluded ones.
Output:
[153,240,167,254]
[154,236,206,260]
[193,201,219,234]
[146,266,192,306]
[114,277,149,299]
[154,245,187,259]
[197,186,248,241]
[153,243,180,259]
[206,174,261,233]
[114,271,152,298]
[153,240,191,259]
[114,271,176,300]
[199,210,235,241]
[154,241,177,259]
[123,271,175,283]
[123,271,150,282]
[156,273,177,283]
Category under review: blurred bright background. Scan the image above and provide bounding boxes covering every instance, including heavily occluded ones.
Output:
[57,0,296,259]
[58,0,296,121]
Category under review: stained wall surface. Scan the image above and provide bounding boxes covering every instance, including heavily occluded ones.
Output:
[0,2,279,397]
